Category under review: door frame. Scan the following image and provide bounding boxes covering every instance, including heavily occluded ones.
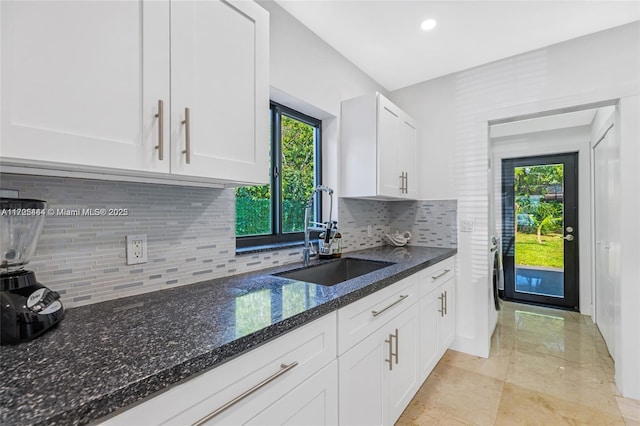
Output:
[501,153,579,310]
[491,121,595,316]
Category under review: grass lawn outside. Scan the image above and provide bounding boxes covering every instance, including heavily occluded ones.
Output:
[515,231,564,269]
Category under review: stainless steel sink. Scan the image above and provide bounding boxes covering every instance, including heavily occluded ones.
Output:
[274,258,395,286]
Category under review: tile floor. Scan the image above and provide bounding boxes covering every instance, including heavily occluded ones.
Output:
[397,301,640,425]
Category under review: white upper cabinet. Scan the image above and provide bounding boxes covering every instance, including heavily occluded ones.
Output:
[0,0,269,187]
[170,0,269,183]
[1,1,170,174]
[341,92,418,200]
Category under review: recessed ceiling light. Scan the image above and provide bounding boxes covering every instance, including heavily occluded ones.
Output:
[421,19,437,32]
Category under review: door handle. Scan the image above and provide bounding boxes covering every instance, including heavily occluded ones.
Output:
[385,333,394,371]
[393,328,399,365]
[443,290,448,315]
[438,293,445,317]
[563,235,574,241]
[154,99,164,160]
[182,107,191,164]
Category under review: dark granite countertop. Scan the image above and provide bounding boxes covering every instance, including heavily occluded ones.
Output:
[0,245,456,425]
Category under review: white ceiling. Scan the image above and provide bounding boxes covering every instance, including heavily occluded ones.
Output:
[275,1,640,91]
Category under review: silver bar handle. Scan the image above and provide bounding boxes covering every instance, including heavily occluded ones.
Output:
[405,172,408,194]
[372,294,409,317]
[192,361,298,426]
[438,293,444,317]
[393,328,399,365]
[385,333,394,371]
[444,290,448,315]
[182,107,191,164]
[154,99,164,160]
[399,172,405,193]
[432,269,451,280]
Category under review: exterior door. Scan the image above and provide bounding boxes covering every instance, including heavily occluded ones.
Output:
[501,153,579,310]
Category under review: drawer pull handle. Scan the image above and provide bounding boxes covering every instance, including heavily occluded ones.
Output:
[371,294,409,317]
[432,269,451,280]
[192,361,299,426]
[154,99,164,160]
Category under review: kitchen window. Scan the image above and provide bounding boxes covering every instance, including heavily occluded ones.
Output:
[235,102,321,249]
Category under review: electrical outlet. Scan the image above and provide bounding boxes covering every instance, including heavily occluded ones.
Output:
[126,234,147,265]
[367,225,373,238]
[460,220,475,233]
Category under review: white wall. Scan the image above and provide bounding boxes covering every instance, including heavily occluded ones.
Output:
[615,96,640,399]
[491,125,593,317]
[388,22,640,400]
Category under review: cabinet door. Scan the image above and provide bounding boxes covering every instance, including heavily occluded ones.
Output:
[398,114,418,199]
[245,361,338,426]
[1,0,170,173]
[170,0,269,184]
[377,95,401,197]
[418,290,441,382]
[439,279,456,354]
[338,331,386,426]
[386,303,420,424]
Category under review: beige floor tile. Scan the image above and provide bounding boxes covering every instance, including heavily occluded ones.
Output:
[616,396,640,422]
[505,351,620,416]
[495,383,624,426]
[403,363,504,426]
[495,382,625,426]
[396,301,638,426]
[440,349,512,381]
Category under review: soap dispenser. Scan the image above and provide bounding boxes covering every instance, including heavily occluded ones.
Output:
[331,225,342,258]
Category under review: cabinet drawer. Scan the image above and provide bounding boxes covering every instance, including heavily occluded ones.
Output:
[418,258,454,298]
[102,312,337,426]
[337,275,418,355]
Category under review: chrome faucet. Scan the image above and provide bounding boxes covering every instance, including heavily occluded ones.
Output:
[303,185,334,266]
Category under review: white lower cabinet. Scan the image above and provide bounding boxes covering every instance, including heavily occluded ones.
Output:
[418,269,456,382]
[101,313,337,426]
[386,303,420,423]
[338,303,419,426]
[245,360,338,426]
[418,289,441,380]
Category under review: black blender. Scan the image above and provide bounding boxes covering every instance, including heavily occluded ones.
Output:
[1,198,64,344]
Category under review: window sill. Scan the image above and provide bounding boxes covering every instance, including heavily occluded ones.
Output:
[235,241,304,255]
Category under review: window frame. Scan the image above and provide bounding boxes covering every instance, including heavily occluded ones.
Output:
[236,101,322,249]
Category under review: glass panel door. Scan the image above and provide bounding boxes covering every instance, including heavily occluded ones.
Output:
[502,153,579,310]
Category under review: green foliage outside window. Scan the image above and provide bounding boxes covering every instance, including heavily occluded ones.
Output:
[236,112,318,237]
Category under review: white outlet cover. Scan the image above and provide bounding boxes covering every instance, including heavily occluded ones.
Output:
[126,234,147,265]
[460,220,475,233]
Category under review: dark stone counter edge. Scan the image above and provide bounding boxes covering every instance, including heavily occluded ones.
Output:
[44,249,456,426]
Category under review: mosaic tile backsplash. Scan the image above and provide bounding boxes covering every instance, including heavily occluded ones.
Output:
[390,200,458,248]
[1,174,456,307]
